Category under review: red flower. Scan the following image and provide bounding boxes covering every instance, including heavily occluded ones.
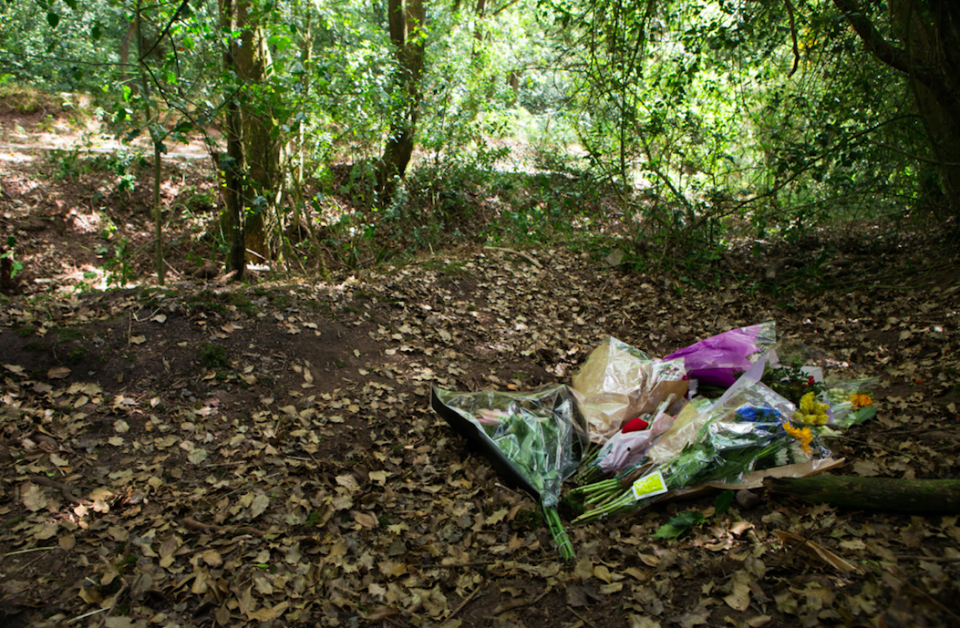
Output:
[807,377,815,386]
[622,417,650,433]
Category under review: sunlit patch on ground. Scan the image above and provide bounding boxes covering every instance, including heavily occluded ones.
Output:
[0,151,34,163]
[65,209,104,234]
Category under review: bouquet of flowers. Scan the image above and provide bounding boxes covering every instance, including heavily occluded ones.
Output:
[760,343,877,428]
[431,385,588,560]
[576,394,679,483]
[664,321,776,388]
[572,355,831,523]
[571,336,688,443]
[823,377,878,427]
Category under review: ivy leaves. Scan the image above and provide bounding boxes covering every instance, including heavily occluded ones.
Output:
[652,490,735,539]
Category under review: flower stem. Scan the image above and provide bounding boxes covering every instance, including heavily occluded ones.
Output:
[544,506,575,561]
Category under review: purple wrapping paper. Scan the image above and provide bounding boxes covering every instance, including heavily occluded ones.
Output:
[664,322,775,387]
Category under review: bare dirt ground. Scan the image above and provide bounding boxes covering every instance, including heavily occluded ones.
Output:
[2,105,960,628]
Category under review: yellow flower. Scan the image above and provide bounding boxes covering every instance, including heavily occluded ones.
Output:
[848,393,873,409]
[794,392,829,426]
[782,421,813,456]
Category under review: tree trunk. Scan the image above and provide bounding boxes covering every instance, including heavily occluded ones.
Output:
[153,142,165,285]
[764,475,960,514]
[896,0,960,217]
[0,246,15,295]
[219,0,246,278]
[474,0,486,44]
[236,7,278,260]
[217,0,279,276]
[378,0,426,203]
[136,0,165,285]
[119,20,136,88]
[223,102,246,277]
[832,0,960,220]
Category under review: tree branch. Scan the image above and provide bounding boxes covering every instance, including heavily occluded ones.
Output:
[830,0,917,75]
[690,114,919,231]
[138,0,191,63]
[828,0,956,105]
[783,0,800,77]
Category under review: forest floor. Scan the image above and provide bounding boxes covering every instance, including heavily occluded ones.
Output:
[2,101,960,628]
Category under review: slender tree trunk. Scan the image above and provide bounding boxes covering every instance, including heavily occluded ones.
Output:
[236,7,278,260]
[378,0,426,202]
[297,13,310,198]
[291,10,327,278]
[219,0,246,278]
[223,100,246,277]
[119,21,136,88]
[136,0,165,285]
[153,142,165,285]
[216,0,279,277]
[473,0,486,46]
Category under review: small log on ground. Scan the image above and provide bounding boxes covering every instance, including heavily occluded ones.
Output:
[764,475,960,514]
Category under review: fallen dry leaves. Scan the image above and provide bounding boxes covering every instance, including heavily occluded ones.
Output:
[0,239,958,627]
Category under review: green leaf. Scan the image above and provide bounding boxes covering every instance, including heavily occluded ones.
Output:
[268,33,292,52]
[652,524,687,539]
[46,11,60,28]
[653,510,706,538]
[670,510,705,529]
[850,406,877,426]
[714,490,735,515]
[91,24,102,41]
[64,0,77,9]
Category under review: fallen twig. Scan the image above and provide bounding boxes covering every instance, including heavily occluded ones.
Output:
[29,476,88,505]
[442,584,483,626]
[182,517,264,537]
[567,606,599,628]
[66,607,108,625]
[95,575,129,628]
[494,586,551,615]
[888,570,960,623]
[3,546,56,557]
[774,532,811,569]
[896,555,960,563]
[484,246,543,269]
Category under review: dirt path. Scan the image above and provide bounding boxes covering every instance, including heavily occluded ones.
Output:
[0,106,218,163]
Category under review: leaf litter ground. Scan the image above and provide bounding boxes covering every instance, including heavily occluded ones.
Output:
[2,242,960,628]
[2,110,960,627]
